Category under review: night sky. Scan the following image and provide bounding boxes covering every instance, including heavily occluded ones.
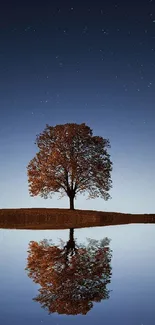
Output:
[0,0,155,213]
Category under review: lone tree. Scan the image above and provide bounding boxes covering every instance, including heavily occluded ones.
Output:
[27,123,112,209]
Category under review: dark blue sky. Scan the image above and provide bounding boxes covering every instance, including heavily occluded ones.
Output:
[0,0,155,212]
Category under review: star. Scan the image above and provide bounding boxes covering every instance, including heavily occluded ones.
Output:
[101,29,108,35]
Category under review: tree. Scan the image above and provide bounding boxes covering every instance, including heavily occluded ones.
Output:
[26,230,112,315]
[27,123,112,209]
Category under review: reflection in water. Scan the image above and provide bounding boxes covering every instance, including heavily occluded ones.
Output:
[26,228,112,315]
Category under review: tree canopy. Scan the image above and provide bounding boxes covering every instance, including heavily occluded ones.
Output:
[27,123,113,209]
[26,230,112,315]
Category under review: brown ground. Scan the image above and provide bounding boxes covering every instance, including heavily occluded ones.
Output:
[0,208,155,230]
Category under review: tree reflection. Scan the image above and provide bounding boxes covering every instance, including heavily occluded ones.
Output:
[26,228,112,315]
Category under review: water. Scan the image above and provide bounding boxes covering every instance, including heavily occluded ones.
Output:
[0,224,155,324]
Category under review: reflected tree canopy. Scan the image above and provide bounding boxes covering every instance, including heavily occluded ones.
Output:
[26,228,112,315]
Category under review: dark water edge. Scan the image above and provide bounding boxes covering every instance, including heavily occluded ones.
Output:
[0,208,155,229]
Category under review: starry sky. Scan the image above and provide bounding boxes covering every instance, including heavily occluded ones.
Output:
[0,0,155,213]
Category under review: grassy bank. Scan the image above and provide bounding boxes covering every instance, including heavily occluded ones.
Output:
[0,208,155,230]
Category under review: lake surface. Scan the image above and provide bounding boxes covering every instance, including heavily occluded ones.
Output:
[0,223,155,324]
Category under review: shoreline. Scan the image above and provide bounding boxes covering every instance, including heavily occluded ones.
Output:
[0,208,155,230]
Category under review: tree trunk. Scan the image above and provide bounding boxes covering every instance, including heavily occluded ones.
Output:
[69,195,74,210]
[69,228,74,242]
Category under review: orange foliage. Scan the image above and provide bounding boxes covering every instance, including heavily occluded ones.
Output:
[27,123,112,208]
[26,232,112,315]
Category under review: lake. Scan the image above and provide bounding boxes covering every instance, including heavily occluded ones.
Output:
[0,223,155,324]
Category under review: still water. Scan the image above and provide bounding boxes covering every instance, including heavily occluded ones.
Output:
[0,224,155,324]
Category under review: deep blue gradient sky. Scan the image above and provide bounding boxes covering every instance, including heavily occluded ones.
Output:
[0,0,155,212]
